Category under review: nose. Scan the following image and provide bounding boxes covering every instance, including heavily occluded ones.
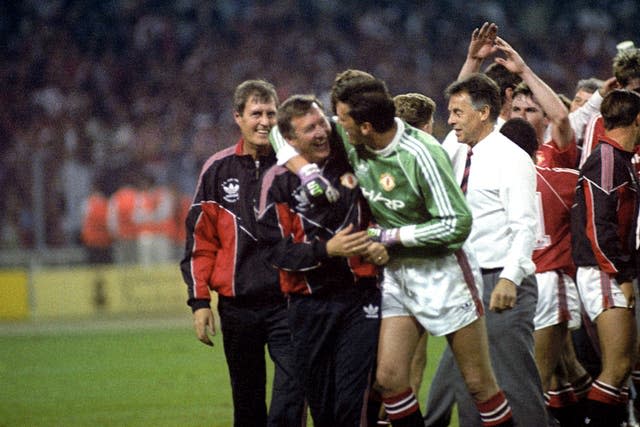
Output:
[258,112,271,125]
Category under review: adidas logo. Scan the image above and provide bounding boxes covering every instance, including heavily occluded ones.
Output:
[363,304,379,319]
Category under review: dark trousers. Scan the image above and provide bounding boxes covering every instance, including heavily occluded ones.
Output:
[288,285,381,427]
[425,273,547,426]
[218,296,305,427]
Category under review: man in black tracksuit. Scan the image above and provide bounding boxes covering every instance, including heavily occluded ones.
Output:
[571,89,640,426]
[257,94,388,426]
[180,80,304,426]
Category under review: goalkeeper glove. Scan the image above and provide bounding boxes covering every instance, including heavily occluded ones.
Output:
[367,226,400,247]
[298,163,340,204]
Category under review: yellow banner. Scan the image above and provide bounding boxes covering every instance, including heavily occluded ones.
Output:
[0,270,29,319]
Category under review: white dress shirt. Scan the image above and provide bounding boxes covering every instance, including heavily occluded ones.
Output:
[461,129,537,286]
[441,117,505,185]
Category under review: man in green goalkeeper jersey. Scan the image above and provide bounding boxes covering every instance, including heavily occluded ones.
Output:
[270,71,515,427]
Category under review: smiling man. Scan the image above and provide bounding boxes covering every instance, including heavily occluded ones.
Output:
[439,73,545,426]
[270,74,515,427]
[180,80,305,427]
[256,94,387,426]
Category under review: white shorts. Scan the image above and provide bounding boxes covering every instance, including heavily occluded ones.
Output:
[381,248,484,337]
[534,270,581,330]
[576,266,630,321]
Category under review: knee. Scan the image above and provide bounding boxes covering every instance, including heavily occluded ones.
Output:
[375,364,403,396]
[460,368,499,402]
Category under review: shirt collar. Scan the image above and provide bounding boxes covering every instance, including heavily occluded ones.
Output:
[366,117,405,156]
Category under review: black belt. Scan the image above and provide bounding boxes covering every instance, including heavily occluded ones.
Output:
[481,267,503,275]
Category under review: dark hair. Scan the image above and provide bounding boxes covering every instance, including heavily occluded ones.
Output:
[500,118,538,158]
[512,81,534,100]
[332,76,396,132]
[394,93,436,128]
[613,48,640,88]
[330,69,375,114]
[601,89,640,130]
[445,73,502,123]
[484,63,522,105]
[277,94,325,140]
[233,79,278,114]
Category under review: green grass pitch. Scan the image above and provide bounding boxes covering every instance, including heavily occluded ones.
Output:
[0,318,454,426]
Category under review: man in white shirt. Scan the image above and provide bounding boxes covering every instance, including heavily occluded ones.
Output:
[426,73,545,427]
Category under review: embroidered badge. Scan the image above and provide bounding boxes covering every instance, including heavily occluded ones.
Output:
[379,173,395,192]
[222,178,240,203]
[340,172,358,189]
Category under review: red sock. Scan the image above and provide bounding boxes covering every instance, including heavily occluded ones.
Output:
[572,374,592,401]
[588,380,624,405]
[476,390,513,426]
[546,382,578,408]
[382,388,420,421]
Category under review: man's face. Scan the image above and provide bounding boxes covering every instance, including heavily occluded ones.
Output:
[288,104,332,165]
[447,92,487,146]
[571,89,593,112]
[336,101,368,147]
[511,94,546,142]
[234,95,277,153]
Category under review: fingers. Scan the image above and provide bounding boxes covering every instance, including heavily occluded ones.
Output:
[489,280,517,312]
[193,309,215,347]
[489,295,515,312]
[334,223,354,236]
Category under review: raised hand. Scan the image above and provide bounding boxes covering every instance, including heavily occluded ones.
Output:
[468,22,499,60]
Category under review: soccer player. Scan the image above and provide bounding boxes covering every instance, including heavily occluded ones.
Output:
[256,94,386,426]
[571,89,640,426]
[272,72,515,427]
[392,92,435,399]
[179,80,304,427]
[493,36,576,168]
[580,47,640,167]
[500,117,589,425]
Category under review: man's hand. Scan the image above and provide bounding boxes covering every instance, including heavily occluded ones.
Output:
[298,163,340,204]
[489,278,517,312]
[598,76,620,97]
[493,37,528,76]
[364,242,389,265]
[367,226,400,247]
[326,224,371,257]
[468,22,499,60]
[193,308,216,346]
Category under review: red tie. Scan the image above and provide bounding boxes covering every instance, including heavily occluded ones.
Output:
[460,147,473,194]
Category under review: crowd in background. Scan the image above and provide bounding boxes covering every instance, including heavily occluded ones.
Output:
[0,0,637,254]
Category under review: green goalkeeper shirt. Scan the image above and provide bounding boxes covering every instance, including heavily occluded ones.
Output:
[271,118,472,257]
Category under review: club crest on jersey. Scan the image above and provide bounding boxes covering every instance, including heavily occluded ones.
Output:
[340,172,358,189]
[222,178,240,203]
[379,173,395,192]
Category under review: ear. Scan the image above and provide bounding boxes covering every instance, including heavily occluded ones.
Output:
[233,111,242,127]
[479,105,491,122]
[504,87,514,102]
[360,121,373,135]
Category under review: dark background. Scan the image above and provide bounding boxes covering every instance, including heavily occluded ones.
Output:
[0,0,637,250]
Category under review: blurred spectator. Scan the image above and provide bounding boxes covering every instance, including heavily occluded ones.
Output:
[81,183,113,264]
[0,1,638,251]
